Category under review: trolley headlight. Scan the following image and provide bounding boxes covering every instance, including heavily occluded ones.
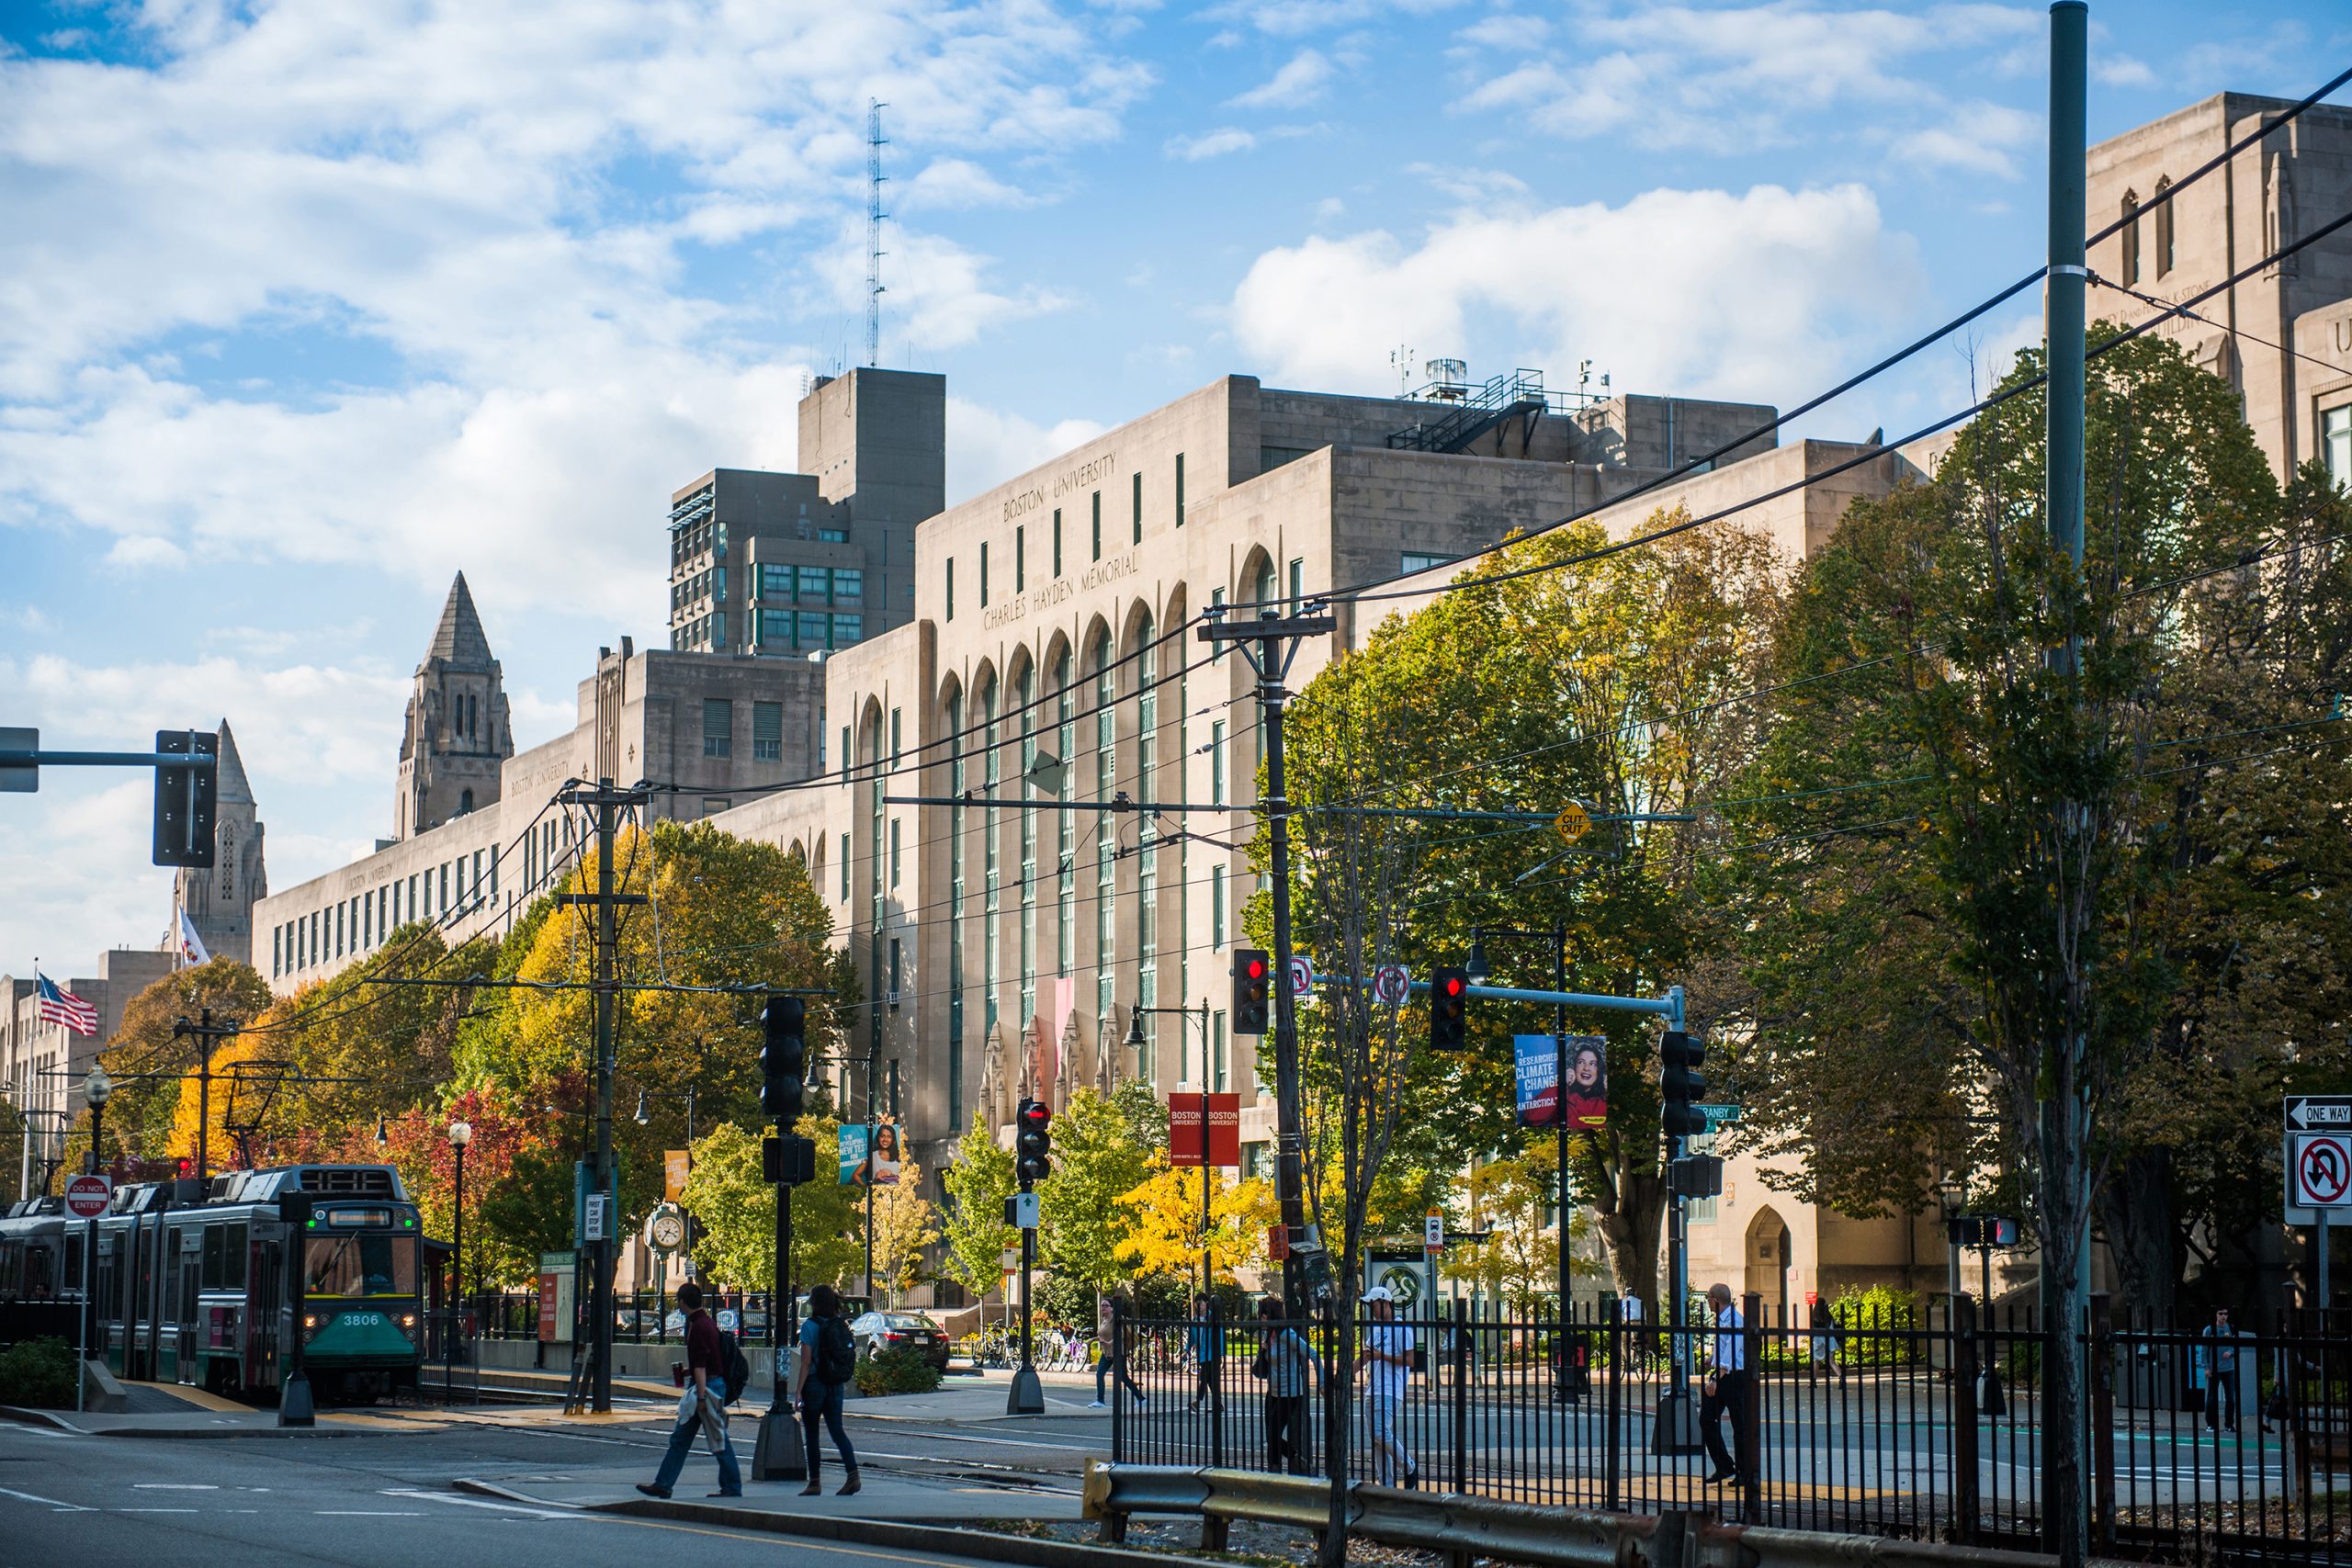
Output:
[399,1313,418,1333]
[302,1313,323,1332]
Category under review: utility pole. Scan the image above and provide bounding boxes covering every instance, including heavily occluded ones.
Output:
[2041,7,2091,1566]
[172,1010,239,1181]
[1199,604,1332,1312]
[557,777,650,1416]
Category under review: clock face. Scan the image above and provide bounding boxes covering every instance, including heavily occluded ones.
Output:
[650,1212,684,1249]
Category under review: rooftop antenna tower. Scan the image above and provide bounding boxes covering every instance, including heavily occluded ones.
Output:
[865,99,888,368]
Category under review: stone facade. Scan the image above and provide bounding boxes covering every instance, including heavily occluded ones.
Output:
[394,573,515,840]
[2086,92,2352,484]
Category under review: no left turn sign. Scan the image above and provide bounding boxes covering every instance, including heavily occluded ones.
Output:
[2293,1134,2352,1209]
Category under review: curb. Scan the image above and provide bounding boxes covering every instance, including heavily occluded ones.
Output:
[457,1478,1228,1568]
[0,1405,83,1433]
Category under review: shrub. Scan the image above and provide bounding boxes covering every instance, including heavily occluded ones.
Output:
[0,1337,78,1409]
[1830,1285,1925,1367]
[854,1344,943,1397]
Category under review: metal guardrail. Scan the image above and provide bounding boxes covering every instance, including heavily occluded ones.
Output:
[1083,1464,2070,1568]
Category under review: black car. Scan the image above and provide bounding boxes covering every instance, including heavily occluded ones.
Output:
[849,1310,950,1371]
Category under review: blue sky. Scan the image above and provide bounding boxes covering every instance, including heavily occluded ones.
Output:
[2,0,2345,975]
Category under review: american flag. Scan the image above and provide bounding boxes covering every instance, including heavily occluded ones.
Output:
[36,974,98,1036]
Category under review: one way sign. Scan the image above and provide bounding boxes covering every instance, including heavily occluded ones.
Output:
[2285,1098,2352,1224]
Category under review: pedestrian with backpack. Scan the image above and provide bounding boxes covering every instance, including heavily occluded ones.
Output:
[793,1283,861,1496]
[636,1282,741,1499]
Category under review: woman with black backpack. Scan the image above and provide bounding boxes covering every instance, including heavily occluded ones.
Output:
[792,1283,861,1495]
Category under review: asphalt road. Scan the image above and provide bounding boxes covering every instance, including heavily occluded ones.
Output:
[0,1415,1057,1568]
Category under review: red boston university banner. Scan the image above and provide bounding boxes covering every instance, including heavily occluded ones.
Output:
[1169,1092,1242,1168]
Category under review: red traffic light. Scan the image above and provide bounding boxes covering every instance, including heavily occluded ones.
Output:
[174,1157,193,1178]
[1018,1099,1051,1133]
[1440,975,1464,998]
[1244,956,1266,980]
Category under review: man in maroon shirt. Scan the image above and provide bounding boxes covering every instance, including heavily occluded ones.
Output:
[639,1281,742,1498]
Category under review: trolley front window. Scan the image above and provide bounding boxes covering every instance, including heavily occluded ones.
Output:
[303,1235,417,1297]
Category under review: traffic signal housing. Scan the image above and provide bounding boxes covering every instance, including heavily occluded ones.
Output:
[1015,1098,1053,1184]
[1233,949,1271,1034]
[761,995,808,1122]
[153,730,219,869]
[763,1134,817,1187]
[1659,1031,1707,1140]
[1429,965,1469,1052]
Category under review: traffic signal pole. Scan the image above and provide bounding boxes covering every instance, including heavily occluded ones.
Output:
[556,778,650,1416]
[1200,606,1331,1310]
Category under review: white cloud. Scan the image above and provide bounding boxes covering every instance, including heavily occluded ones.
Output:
[0,0,1149,615]
[1227,183,1925,405]
[1203,0,1473,40]
[2093,55,2158,89]
[944,398,1111,502]
[1889,101,2041,179]
[1227,49,1335,109]
[1450,2,2040,150]
[899,157,1040,212]
[1166,128,1259,161]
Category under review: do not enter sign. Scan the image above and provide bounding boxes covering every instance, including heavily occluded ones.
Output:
[2293,1134,2352,1209]
[64,1173,111,1220]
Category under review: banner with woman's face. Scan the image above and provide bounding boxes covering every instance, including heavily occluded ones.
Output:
[839,1119,903,1186]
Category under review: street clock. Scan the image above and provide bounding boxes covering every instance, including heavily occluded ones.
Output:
[647,1204,686,1252]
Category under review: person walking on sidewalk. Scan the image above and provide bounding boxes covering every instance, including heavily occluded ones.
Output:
[2195,1305,2243,1430]
[637,1281,741,1500]
[1359,1285,1419,1489]
[1187,1293,1224,1413]
[1701,1283,1755,1487]
[1257,1295,1320,1474]
[1090,1292,1145,1409]
[793,1283,861,1496]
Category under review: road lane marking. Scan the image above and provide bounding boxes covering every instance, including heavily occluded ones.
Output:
[379,1488,598,1520]
[317,1510,424,1516]
[134,1483,220,1490]
[0,1486,88,1511]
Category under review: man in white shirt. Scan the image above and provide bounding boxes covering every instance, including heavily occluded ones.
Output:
[1359,1286,1419,1488]
[1700,1282,1754,1486]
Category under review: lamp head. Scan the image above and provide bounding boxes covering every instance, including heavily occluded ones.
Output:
[1464,931,1491,985]
[83,1066,112,1110]
[634,1089,649,1125]
[376,1117,389,1147]
[447,1120,472,1148]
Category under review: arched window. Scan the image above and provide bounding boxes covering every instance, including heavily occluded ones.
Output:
[946,687,966,1131]
[2154,175,2175,278]
[1091,629,1115,1027]
[2120,188,2142,284]
[1054,650,1075,975]
[458,788,474,815]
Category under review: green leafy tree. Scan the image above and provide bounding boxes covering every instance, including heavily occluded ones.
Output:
[1037,1083,1164,1297]
[1276,513,1783,1303]
[871,1160,942,1304]
[1439,1136,1566,1312]
[939,1111,1018,1303]
[682,1115,862,1292]
[97,958,276,1171]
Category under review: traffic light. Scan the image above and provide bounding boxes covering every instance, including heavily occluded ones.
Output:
[1659,1031,1706,1140]
[1668,1154,1724,1199]
[175,1157,194,1179]
[1015,1098,1053,1184]
[1429,965,1469,1052]
[761,994,807,1122]
[152,730,219,869]
[763,1134,816,1187]
[1233,949,1271,1035]
[277,1191,313,1228]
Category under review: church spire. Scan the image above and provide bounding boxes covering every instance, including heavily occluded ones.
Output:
[424,571,495,670]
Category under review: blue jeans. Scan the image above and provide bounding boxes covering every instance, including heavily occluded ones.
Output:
[653,1379,741,1495]
[802,1377,854,1467]
[1096,1350,1140,1403]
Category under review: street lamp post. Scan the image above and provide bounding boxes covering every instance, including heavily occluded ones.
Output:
[1129,1000,1216,1293]
[78,1067,111,1416]
[1936,1171,1965,1311]
[1466,926,1573,1338]
[447,1121,471,1404]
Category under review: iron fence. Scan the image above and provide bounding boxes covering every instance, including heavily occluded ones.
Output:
[1107,1294,2352,1565]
